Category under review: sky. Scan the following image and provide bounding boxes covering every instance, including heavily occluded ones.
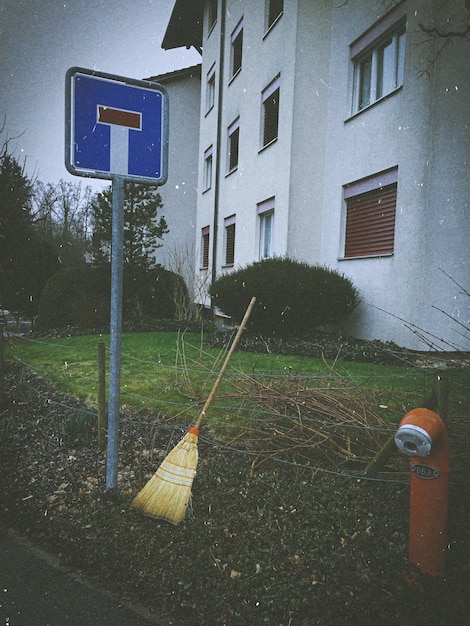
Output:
[0,0,200,190]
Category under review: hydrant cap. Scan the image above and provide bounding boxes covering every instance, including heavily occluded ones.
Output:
[395,408,447,458]
[395,424,433,457]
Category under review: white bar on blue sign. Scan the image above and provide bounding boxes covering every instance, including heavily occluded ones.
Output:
[109,125,130,177]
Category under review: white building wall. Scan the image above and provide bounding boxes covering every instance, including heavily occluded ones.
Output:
[320,0,429,346]
[317,0,470,350]
[170,0,470,350]
[288,0,332,263]
[416,0,470,351]
[150,67,201,297]
[196,5,220,303]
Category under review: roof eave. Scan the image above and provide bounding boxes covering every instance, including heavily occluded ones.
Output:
[162,0,203,51]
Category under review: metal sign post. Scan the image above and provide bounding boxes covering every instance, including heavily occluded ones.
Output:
[65,67,168,493]
[106,175,125,491]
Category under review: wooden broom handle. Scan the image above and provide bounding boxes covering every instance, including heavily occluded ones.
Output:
[194,296,256,429]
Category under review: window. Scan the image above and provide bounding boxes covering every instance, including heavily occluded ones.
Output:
[224,215,236,266]
[257,197,275,259]
[343,167,398,258]
[206,64,216,113]
[203,146,213,191]
[231,19,243,79]
[201,226,210,269]
[266,0,283,31]
[261,76,280,148]
[227,118,240,173]
[351,2,406,114]
[208,0,217,34]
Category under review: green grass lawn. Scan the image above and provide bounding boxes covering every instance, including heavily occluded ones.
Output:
[6,331,468,440]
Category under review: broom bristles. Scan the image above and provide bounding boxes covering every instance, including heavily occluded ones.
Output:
[131,430,199,524]
[132,298,256,524]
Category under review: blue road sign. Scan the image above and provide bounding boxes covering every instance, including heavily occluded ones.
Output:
[66,67,168,184]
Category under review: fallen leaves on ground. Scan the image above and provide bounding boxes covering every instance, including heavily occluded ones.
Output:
[1,363,469,625]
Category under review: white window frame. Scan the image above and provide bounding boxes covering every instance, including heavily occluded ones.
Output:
[208,0,218,35]
[350,2,406,115]
[230,18,244,79]
[265,0,284,34]
[206,64,216,114]
[257,197,275,259]
[203,146,213,191]
[227,117,240,173]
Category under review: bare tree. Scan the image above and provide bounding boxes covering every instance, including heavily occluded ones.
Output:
[415,0,470,77]
[32,179,93,266]
[166,243,212,321]
[1,122,58,322]
[338,1,470,77]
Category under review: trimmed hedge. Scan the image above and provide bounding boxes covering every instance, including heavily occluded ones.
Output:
[37,265,188,331]
[36,266,110,331]
[210,257,360,337]
[125,266,189,320]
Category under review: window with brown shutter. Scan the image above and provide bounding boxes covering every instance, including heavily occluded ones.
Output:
[344,168,397,258]
[224,215,236,266]
[201,226,210,269]
[261,76,280,148]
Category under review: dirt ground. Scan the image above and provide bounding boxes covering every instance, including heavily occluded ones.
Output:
[0,524,163,625]
[1,363,469,625]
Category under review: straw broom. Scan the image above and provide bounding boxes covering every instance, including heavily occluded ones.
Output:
[131,296,256,524]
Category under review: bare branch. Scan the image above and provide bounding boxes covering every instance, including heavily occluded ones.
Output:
[419,21,470,39]
[413,34,454,79]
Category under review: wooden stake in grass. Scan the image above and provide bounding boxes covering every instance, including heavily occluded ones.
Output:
[131,297,256,524]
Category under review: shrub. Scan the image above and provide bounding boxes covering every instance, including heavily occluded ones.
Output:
[36,266,110,331]
[125,266,189,320]
[37,265,189,331]
[210,257,360,336]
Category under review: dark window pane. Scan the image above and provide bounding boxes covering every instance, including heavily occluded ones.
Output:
[263,87,280,145]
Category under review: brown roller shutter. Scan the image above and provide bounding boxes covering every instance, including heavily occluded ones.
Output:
[263,87,280,146]
[344,183,396,258]
[201,227,210,269]
[225,223,235,265]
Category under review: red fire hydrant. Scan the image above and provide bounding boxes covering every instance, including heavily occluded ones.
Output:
[395,408,449,578]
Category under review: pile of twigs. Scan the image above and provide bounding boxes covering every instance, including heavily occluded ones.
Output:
[225,371,399,474]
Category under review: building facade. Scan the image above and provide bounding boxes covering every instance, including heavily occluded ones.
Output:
[147,65,201,297]
[160,0,470,351]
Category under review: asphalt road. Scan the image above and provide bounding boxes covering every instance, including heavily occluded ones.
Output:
[0,525,169,626]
